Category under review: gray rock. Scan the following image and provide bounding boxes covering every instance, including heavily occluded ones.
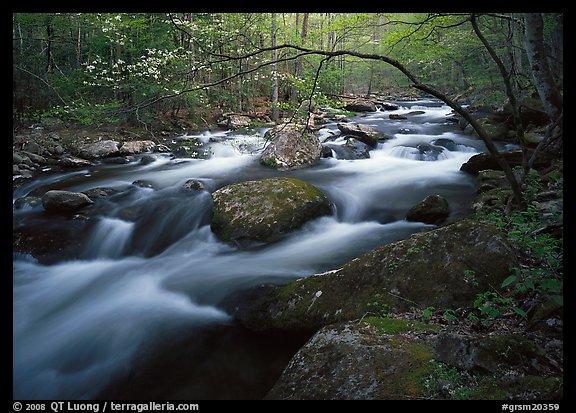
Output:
[211,177,332,246]
[119,140,156,155]
[13,152,23,164]
[389,114,408,120]
[344,99,377,112]
[22,141,43,155]
[266,321,435,400]
[183,179,205,191]
[460,150,553,175]
[336,123,383,148]
[41,190,94,213]
[58,156,95,168]
[433,332,541,374]
[406,194,449,225]
[323,138,370,160]
[260,123,322,170]
[231,219,517,331]
[155,144,171,153]
[76,140,120,159]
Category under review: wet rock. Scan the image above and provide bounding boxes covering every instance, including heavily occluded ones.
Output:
[260,123,322,170]
[57,155,95,168]
[230,219,517,331]
[183,179,205,191]
[389,114,408,120]
[211,177,332,246]
[344,99,377,112]
[336,123,383,148]
[406,194,450,225]
[81,187,119,199]
[376,101,400,111]
[431,138,458,151]
[406,110,426,116]
[41,190,94,213]
[323,138,371,160]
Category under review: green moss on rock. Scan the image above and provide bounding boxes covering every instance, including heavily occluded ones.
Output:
[211,177,332,246]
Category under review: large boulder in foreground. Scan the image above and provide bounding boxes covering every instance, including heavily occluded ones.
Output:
[211,177,332,246]
[229,219,517,330]
[266,320,437,400]
[260,123,322,170]
[41,190,94,213]
[266,319,562,400]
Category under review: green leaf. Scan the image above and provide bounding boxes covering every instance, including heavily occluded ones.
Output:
[512,307,528,318]
[501,275,518,288]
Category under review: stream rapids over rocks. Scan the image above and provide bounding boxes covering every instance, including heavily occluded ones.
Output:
[13,98,516,400]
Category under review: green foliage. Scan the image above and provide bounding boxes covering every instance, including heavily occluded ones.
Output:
[472,166,563,325]
[423,360,473,400]
[442,309,458,322]
[365,292,395,318]
[421,306,435,321]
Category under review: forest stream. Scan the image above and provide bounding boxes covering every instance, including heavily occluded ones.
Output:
[13,99,517,399]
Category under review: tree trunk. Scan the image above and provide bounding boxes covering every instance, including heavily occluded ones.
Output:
[291,13,309,104]
[524,13,563,123]
[271,13,279,122]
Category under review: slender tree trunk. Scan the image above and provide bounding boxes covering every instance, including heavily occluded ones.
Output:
[524,13,563,123]
[291,12,309,104]
[271,13,279,122]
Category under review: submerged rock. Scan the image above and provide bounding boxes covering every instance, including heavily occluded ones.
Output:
[230,219,517,330]
[260,123,322,170]
[211,177,332,246]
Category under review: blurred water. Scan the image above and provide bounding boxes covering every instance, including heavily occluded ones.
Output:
[13,98,494,399]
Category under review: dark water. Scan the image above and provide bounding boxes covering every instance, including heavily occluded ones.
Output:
[12,99,514,399]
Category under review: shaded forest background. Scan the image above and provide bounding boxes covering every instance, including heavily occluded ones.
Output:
[12,13,563,129]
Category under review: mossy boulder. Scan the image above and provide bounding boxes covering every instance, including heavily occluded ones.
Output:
[210,177,332,246]
[265,320,435,400]
[406,194,449,225]
[260,123,322,170]
[433,332,542,374]
[230,219,517,330]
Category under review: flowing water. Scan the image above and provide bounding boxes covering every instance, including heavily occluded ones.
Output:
[12,99,514,400]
